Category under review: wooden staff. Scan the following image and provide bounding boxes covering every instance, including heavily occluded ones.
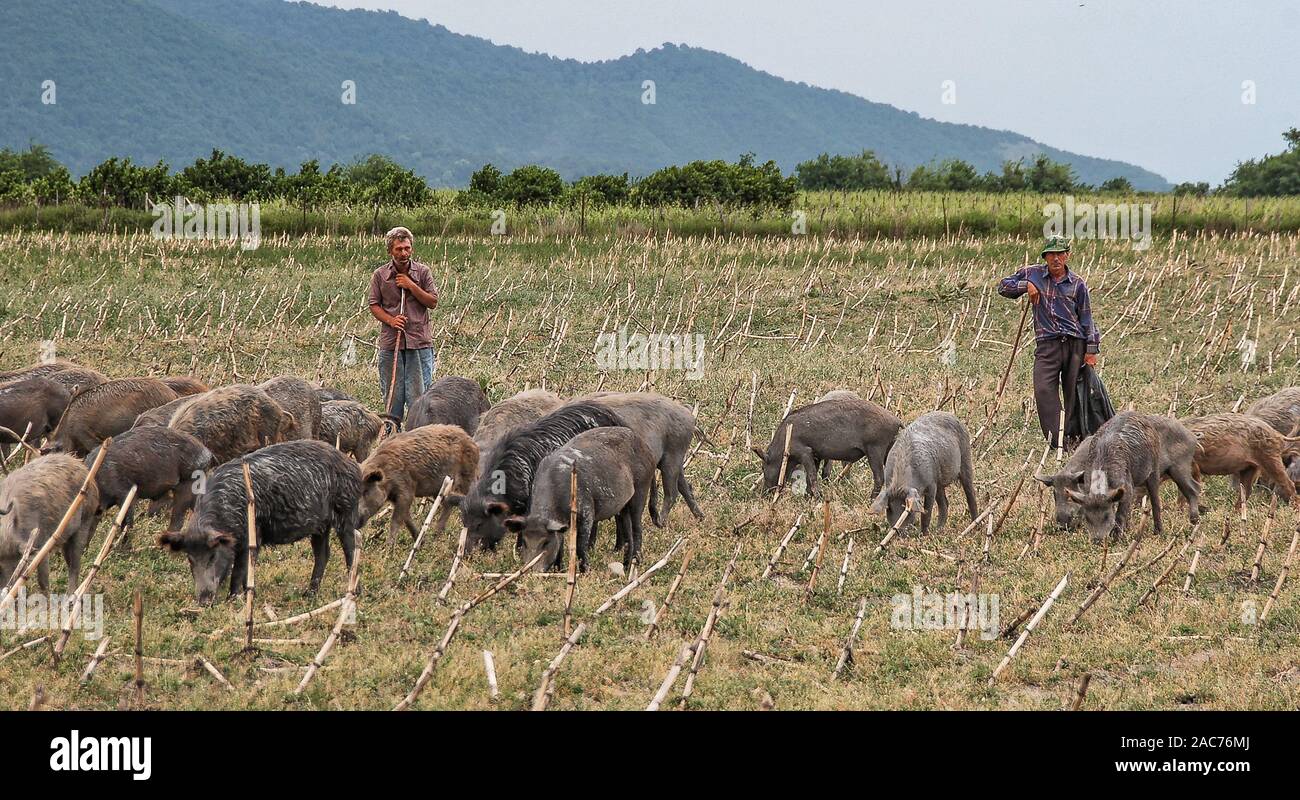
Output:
[532,623,587,711]
[383,289,407,422]
[806,499,830,599]
[1069,534,1142,626]
[132,588,144,703]
[1250,495,1279,582]
[52,484,137,664]
[1261,525,1298,622]
[394,550,546,711]
[563,466,578,638]
[0,439,110,621]
[295,539,363,695]
[241,461,257,651]
[646,544,694,639]
[989,573,1069,685]
[761,513,804,578]
[435,527,469,604]
[973,297,1031,446]
[832,597,869,679]
[398,475,453,583]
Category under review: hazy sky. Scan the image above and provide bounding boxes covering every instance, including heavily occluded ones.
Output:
[324,0,1297,184]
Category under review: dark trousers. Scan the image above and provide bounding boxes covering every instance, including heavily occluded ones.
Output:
[1032,336,1085,448]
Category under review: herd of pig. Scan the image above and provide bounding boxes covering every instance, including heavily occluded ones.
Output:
[0,358,1298,610]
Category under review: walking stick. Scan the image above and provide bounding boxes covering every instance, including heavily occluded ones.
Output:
[381,288,406,431]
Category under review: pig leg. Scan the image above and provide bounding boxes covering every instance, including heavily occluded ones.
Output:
[389,490,417,545]
[647,473,664,528]
[658,460,681,522]
[676,474,703,519]
[1259,457,1297,505]
[170,481,198,532]
[0,558,14,589]
[37,558,50,592]
[920,488,935,535]
[335,521,357,574]
[308,532,330,594]
[623,507,642,568]
[798,450,820,497]
[1144,475,1163,537]
[647,480,662,529]
[229,549,250,599]
[935,486,949,530]
[866,444,888,497]
[578,515,596,572]
[1167,462,1201,526]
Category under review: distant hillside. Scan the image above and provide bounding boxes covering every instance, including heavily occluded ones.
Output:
[0,0,1171,189]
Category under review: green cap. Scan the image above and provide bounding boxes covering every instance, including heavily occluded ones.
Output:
[1041,235,1071,257]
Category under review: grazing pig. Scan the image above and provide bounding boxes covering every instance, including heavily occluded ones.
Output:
[318,386,357,402]
[1245,387,1300,437]
[43,366,109,397]
[358,424,478,543]
[133,393,203,428]
[574,391,703,524]
[472,389,563,462]
[318,400,383,462]
[1183,413,1298,505]
[44,377,179,456]
[0,454,99,590]
[168,384,294,465]
[258,376,321,440]
[756,397,902,497]
[455,402,625,553]
[0,359,84,383]
[507,427,657,571]
[160,375,210,397]
[85,426,214,534]
[158,440,361,604]
[0,378,71,452]
[406,376,491,434]
[871,412,977,535]
[1054,411,1200,543]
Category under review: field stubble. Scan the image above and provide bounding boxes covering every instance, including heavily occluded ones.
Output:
[0,228,1296,710]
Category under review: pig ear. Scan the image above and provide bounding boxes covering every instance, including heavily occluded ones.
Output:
[546,520,568,534]
[158,530,187,551]
[486,501,509,517]
[750,447,766,461]
[444,493,463,508]
[1065,470,1085,486]
[1106,486,1125,503]
[1034,472,1055,487]
[1064,488,1088,505]
[503,516,525,533]
[363,468,383,484]
[208,531,238,549]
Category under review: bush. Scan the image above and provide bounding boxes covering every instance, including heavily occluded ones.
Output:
[499,165,565,206]
[796,151,892,191]
[571,173,630,205]
[634,154,797,210]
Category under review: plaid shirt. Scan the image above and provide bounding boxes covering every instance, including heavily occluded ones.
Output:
[998,264,1101,353]
[367,259,438,350]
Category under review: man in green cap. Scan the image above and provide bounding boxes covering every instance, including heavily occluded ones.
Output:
[998,236,1101,449]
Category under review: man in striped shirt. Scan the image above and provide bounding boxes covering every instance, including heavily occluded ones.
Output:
[998,236,1101,449]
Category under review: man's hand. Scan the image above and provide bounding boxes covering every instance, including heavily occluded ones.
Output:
[1084,353,1098,367]
[394,273,417,292]
[389,314,407,332]
[1025,282,1041,305]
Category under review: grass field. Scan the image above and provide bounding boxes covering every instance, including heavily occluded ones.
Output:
[0,228,1297,710]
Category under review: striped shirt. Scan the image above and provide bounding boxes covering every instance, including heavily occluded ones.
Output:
[997,264,1101,353]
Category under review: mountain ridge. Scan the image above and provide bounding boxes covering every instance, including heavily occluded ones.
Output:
[0,0,1171,189]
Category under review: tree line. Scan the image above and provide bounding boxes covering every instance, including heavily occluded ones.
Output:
[1,130,1296,217]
